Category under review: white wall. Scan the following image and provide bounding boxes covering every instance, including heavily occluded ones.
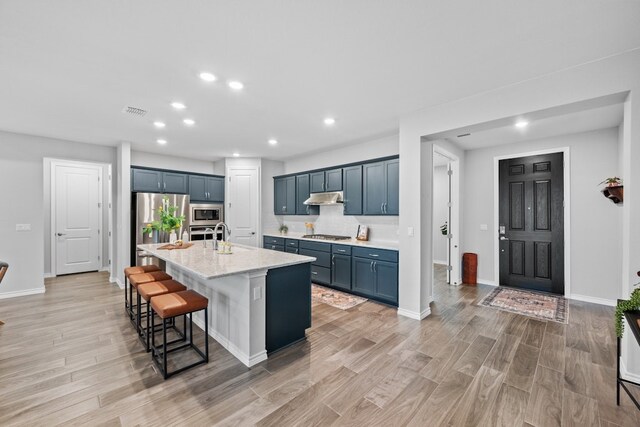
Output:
[284,134,398,174]
[462,128,622,301]
[0,130,117,296]
[432,165,448,264]
[131,150,218,175]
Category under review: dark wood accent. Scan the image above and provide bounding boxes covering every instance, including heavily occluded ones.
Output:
[499,153,564,294]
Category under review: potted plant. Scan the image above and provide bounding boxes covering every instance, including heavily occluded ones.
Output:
[278,224,288,235]
[599,176,622,187]
[599,177,624,204]
[142,196,186,243]
[440,222,448,236]
[615,282,640,338]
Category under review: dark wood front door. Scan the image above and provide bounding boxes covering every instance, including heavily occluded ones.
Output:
[499,153,564,294]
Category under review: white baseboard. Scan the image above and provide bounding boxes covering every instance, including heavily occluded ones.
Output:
[110,277,124,289]
[397,307,431,320]
[44,273,55,279]
[620,357,640,383]
[192,316,266,367]
[0,287,46,300]
[570,294,616,307]
[477,278,498,286]
[433,260,447,266]
[99,267,110,273]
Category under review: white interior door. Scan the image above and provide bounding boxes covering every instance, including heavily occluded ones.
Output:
[54,163,102,275]
[227,168,258,247]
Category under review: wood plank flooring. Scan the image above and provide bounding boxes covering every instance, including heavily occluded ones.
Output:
[0,267,638,426]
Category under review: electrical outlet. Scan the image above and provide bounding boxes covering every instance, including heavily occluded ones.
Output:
[16,224,31,231]
[407,227,414,236]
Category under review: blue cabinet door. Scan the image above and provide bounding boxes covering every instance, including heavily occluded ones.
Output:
[189,175,207,201]
[131,169,162,193]
[274,178,287,215]
[352,257,375,296]
[162,172,188,194]
[295,174,318,215]
[207,177,224,201]
[343,165,362,215]
[310,171,325,193]
[384,159,399,215]
[331,254,351,291]
[374,260,398,304]
[285,176,296,214]
[325,168,343,191]
[362,162,385,215]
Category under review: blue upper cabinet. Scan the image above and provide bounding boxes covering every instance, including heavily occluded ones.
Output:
[295,174,319,215]
[363,159,399,215]
[207,177,225,202]
[162,172,188,194]
[274,176,296,215]
[189,175,224,202]
[310,171,325,193]
[343,165,362,215]
[325,168,343,191]
[132,168,163,193]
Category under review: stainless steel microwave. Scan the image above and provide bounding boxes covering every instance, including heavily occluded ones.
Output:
[190,203,224,227]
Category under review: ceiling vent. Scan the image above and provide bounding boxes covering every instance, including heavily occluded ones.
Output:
[122,106,148,117]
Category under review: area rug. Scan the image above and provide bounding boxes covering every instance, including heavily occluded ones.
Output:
[312,284,367,310]
[478,287,568,324]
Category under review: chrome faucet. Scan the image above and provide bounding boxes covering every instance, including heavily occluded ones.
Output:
[212,222,230,250]
[203,228,215,248]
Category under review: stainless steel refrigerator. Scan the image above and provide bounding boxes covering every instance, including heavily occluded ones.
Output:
[132,192,190,267]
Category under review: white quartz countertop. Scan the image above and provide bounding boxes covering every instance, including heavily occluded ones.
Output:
[263,231,399,251]
[137,242,316,280]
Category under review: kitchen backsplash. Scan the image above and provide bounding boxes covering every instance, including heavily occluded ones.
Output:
[278,204,399,242]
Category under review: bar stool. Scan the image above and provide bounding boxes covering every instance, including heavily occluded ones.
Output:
[129,271,172,332]
[150,290,209,379]
[0,261,8,326]
[136,279,187,351]
[124,265,161,321]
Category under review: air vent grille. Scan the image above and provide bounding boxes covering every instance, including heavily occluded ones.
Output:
[122,106,148,116]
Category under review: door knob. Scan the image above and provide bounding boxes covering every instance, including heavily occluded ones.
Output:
[57,233,66,236]
[500,236,509,241]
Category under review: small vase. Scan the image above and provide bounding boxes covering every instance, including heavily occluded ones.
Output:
[169,231,178,244]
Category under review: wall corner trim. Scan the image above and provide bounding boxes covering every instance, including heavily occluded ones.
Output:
[0,287,46,300]
[397,307,431,320]
[620,357,640,383]
[569,293,616,307]
[477,278,498,287]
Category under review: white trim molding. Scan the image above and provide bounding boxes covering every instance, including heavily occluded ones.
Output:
[44,273,55,279]
[397,307,431,320]
[620,357,640,383]
[0,287,46,300]
[570,294,616,307]
[477,278,498,287]
[111,277,124,289]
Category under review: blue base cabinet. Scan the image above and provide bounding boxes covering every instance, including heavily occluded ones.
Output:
[351,247,399,305]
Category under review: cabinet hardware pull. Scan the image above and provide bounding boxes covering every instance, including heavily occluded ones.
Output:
[164,182,166,190]
[312,271,318,275]
[381,203,384,213]
[332,255,335,265]
[369,254,379,257]
[373,262,377,273]
[157,182,161,189]
[370,261,374,272]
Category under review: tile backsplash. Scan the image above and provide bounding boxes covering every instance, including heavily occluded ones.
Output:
[278,205,399,242]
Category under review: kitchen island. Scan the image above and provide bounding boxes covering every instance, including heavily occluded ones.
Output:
[137,242,315,367]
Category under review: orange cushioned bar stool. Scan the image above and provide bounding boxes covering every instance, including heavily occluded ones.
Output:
[136,279,187,352]
[124,265,161,321]
[150,290,209,379]
[128,270,172,332]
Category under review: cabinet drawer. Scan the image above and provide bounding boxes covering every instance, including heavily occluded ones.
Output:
[331,245,351,255]
[285,247,299,254]
[299,240,331,253]
[352,247,398,263]
[264,236,285,246]
[310,265,331,285]
[299,249,331,268]
[285,239,299,248]
[265,244,285,252]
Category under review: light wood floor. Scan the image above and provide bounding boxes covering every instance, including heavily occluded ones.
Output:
[0,268,638,426]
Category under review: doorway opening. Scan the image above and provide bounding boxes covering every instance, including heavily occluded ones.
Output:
[48,159,113,278]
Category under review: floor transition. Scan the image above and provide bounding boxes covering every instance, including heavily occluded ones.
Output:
[0,266,638,426]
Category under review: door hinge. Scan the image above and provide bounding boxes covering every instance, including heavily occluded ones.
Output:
[447,169,453,176]
[108,174,112,181]
[98,255,101,260]
[108,231,111,237]
[98,202,101,208]
[108,259,111,265]
[447,265,453,271]
[447,234,453,239]
[98,229,100,234]
[447,202,452,207]
[228,177,231,182]
[98,176,100,181]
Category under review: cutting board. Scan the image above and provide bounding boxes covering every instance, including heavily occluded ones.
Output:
[158,243,195,250]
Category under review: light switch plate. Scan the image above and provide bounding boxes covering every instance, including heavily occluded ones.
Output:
[16,224,31,231]
[480,224,488,231]
[407,227,414,236]
[253,287,262,301]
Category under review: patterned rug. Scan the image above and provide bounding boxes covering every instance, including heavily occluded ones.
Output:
[312,284,367,310]
[478,287,568,324]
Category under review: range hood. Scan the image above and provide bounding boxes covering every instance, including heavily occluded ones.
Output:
[303,191,343,206]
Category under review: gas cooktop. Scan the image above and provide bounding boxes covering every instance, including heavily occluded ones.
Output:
[301,234,351,241]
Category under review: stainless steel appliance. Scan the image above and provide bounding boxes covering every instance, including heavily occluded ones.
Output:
[303,191,343,206]
[301,234,351,241]
[132,193,190,267]
[190,203,224,227]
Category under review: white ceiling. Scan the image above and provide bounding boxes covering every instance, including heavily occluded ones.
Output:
[1,1,639,161]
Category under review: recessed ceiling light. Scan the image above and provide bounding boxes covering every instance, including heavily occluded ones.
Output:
[268,139,278,145]
[199,72,217,82]
[153,121,166,128]
[171,102,186,110]
[232,152,240,157]
[183,118,195,126]
[515,120,529,128]
[228,81,244,90]
[324,117,336,126]
[157,139,167,145]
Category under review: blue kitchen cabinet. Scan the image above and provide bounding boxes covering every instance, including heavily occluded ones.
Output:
[310,171,325,193]
[274,176,296,215]
[342,165,362,215]
[351,247,398,305]
[352,257,376,295]
[325,168,343,191]
[189,175,224,202]
[374,260,399,303]
[363,159,399,215]
[132,168,163,193]
[331,253,351,291]
[162,172,188,194]
[295,174,319,215]
[207,177,224,201]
